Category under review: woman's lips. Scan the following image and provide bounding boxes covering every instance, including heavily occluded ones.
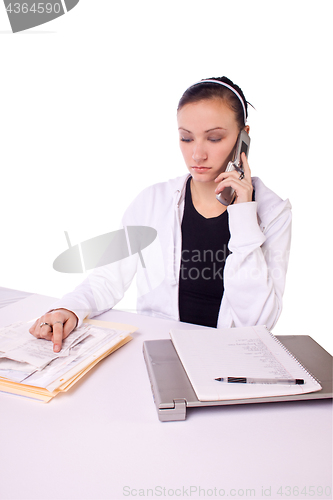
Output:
[191,166,211,173]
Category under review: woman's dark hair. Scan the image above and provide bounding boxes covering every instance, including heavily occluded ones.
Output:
[177,76,248,130]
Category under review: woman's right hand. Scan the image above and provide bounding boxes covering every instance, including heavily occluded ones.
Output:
[29,309,78,353]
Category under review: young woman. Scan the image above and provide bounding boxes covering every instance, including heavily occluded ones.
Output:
[30,76,292,352]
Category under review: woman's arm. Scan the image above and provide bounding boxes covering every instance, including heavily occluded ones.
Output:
[29,199,146,350]
[224,196,291,330]
[216,154,292,330]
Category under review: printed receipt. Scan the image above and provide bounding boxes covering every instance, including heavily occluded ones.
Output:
[0,321,91,370]
[0,321,131,388]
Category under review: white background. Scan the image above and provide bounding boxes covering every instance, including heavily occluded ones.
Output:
[0,1,332,353]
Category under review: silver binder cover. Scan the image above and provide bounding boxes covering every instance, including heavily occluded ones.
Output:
[143,336,333,422]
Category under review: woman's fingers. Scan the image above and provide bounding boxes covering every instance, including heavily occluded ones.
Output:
[31,319,53,340]
[29,309,78,353]
[240,152,251,179]
[52,313,77,352]
[215,153,253,204]
[51,322,65,353]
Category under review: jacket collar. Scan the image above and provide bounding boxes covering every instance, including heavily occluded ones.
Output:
[173,173,191,207]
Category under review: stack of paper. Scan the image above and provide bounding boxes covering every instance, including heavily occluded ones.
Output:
[0,318,136,402]
[170,325,322,401]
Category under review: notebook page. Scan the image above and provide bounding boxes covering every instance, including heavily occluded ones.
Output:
[169,326,322,401]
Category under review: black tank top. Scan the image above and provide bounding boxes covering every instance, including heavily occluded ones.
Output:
[178,177,231,327]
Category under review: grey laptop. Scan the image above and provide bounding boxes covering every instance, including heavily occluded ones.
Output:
[143,335,333,422]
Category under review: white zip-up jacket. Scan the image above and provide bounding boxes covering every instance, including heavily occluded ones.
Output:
[51,174,292,331]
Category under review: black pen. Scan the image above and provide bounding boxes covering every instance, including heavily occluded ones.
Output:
[215,377,304,385]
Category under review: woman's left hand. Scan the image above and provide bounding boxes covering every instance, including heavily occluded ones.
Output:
[215,153,253,204]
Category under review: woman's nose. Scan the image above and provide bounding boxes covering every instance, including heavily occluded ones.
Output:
[192,143,207,162]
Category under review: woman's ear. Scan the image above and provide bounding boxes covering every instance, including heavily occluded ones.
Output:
[244,125,250,134]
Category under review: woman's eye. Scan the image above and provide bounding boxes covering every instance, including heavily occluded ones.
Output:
[208,138,222,143]
[180,137,192,143]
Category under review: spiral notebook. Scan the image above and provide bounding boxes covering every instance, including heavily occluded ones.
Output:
[169,325,322,401]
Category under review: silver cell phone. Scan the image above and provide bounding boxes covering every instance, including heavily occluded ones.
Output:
[216,129,251,206]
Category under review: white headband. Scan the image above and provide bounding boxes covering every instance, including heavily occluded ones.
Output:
[187,79,247,124]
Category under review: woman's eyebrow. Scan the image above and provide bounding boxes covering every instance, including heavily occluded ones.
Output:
[205,127,227,132]
[178,127,227,133]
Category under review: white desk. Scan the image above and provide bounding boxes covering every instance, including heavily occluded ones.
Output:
[0,286,32,309]
[0,293,332,500]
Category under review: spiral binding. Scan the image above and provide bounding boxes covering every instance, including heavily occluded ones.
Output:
[265,326,322,385]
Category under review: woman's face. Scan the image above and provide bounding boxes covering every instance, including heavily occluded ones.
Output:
[177,98,242,183]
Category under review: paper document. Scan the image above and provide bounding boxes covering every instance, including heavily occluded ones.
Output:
[0,358,37,383]
[0,320,134,393]
[170,325,322,401]
[0,321,94,369]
